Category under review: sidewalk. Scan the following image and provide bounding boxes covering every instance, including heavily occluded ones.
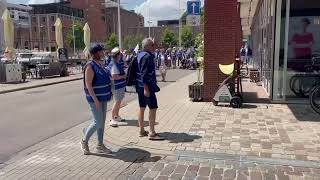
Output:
[0,72,320,180]
[0,73,83,94]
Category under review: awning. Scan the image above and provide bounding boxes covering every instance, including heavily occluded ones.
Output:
[238,0,259,38]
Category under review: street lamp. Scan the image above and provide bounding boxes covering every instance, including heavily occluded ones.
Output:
[147,21,152,38]
[117,0,122,49]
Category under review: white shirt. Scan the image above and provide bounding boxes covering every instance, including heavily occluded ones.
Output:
[111,64,120,75]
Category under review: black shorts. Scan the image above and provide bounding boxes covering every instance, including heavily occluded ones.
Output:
[137,89,158,109]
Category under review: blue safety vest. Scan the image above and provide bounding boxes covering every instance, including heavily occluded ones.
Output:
[136,51,158,92]
[108,58,126,90]
[84,60,112,103]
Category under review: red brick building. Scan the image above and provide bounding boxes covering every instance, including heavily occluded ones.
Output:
[203,0,242,101]
[105,7,144,42]
[70,0,107,43]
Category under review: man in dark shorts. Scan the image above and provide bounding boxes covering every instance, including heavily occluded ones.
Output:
[136,38,164,140]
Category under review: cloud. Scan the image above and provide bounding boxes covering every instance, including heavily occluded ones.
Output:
[134,0,204,26]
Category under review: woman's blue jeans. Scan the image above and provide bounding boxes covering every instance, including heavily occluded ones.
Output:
[84,101,107,145]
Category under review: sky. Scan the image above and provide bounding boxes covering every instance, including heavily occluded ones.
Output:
[7,0,204,26]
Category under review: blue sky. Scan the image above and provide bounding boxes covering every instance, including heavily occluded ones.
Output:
[7,0,204,26]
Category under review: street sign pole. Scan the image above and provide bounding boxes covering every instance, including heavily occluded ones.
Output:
[179,0,181,48]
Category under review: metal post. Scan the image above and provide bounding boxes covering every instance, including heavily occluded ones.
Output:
[117,0,122,49]
[72,13,76,56]
[47,14,51,51]
[149,26,151,38]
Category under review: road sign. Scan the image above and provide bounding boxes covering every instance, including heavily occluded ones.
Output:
[186,15,201,26]
[187,1,201,15]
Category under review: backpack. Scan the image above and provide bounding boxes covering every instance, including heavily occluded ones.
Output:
[126,55,138,86]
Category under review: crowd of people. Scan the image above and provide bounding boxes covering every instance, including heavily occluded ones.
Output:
[81,39,185,155]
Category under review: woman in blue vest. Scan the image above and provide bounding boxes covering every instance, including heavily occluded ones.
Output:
[109,47,127,127]
[81,44,112,155]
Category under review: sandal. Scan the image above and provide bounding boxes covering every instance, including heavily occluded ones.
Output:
[139,130,149,137]
[149,134,165,141]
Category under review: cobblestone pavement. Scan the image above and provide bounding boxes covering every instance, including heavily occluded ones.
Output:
[0,72,320,180]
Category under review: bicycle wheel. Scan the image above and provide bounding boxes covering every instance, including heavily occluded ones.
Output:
[289,75,303,97]
[310,86,320,114]
[300,76,318,98]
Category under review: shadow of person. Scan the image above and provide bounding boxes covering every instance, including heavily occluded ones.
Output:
[157,132,202,143]
[118,119,159,127]
[89,147,162,163]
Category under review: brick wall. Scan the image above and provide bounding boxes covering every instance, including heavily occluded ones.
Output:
[203,0,241,102]
[71,0,107,43]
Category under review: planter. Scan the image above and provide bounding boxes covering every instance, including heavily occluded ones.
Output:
[189,82,203,102]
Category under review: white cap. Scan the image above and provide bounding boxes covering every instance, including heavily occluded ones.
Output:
[111,47,120,56]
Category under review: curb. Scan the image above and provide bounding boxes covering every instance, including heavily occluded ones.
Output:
[0,77,83,94]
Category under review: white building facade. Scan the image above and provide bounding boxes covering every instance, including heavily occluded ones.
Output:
[0,0,7,53]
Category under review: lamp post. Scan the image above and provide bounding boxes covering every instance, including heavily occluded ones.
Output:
[147,21,152,38]
[117,0,122,49]
[179,0,182,48]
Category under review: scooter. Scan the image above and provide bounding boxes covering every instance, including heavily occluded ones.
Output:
[212,59,243,108]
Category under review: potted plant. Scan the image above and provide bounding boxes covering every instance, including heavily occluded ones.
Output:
[189,33,204,102]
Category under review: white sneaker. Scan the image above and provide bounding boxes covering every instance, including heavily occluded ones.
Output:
[114,116,125,122]
[96,144,112,154]
[109,119,118,127]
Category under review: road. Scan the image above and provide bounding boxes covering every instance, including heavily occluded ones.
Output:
[0,69,195,165]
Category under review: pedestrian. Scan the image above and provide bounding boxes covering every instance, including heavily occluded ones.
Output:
[109,47,127,127]
[136,38,164,140]
[177,48,183,68]
[81,44,112,155]
[240,45,246,64]
[246,46,253,66]
[159,49,168,82]
[171,47,177,69]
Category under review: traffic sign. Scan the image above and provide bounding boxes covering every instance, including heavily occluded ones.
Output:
[187,1,201,15]
[186,15,201,26]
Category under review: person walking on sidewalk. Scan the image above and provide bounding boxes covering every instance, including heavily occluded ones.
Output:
[81,44,113,155]
[109,47,127,127]
[159,49,168,82]
[136,38,164,140]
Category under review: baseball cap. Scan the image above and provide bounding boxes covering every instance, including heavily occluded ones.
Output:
[111,47,121,56]
[89,44,106,55]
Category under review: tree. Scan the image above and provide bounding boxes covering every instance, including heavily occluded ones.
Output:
[181,26,194,48]
[194,33,204,57]
[106,33,119,49]
[65,22,85,53]
[123,34,144,50]
[161,28,177,48]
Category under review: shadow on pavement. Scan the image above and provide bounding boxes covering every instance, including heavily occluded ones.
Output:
[118,119,159,127]
[89,147,162,163]
[241,104,258,109]
[158,132,202,143]
[287,104,320,122]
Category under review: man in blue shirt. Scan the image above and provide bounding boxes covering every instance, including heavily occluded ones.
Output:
[136,38,164,140]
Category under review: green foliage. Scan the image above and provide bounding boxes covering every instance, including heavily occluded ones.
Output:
[123,34,144,50]
[181,26,194,48]
[161,28,177,48]
[195,33,204,58]
[65,22,85,52]
[106,33,119,49]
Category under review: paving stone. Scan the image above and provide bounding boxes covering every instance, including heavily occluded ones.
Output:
[143,171,160,179]
[160,164,177,176]
[174,165,188,174]
[196,176,209,180]
[223,169,236,179]
[187,165,199,172]
[156,175,169,180]
[152,163,165,172]
[249,170,262,180]
[198,167,211,177]
[170,173,184,180]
